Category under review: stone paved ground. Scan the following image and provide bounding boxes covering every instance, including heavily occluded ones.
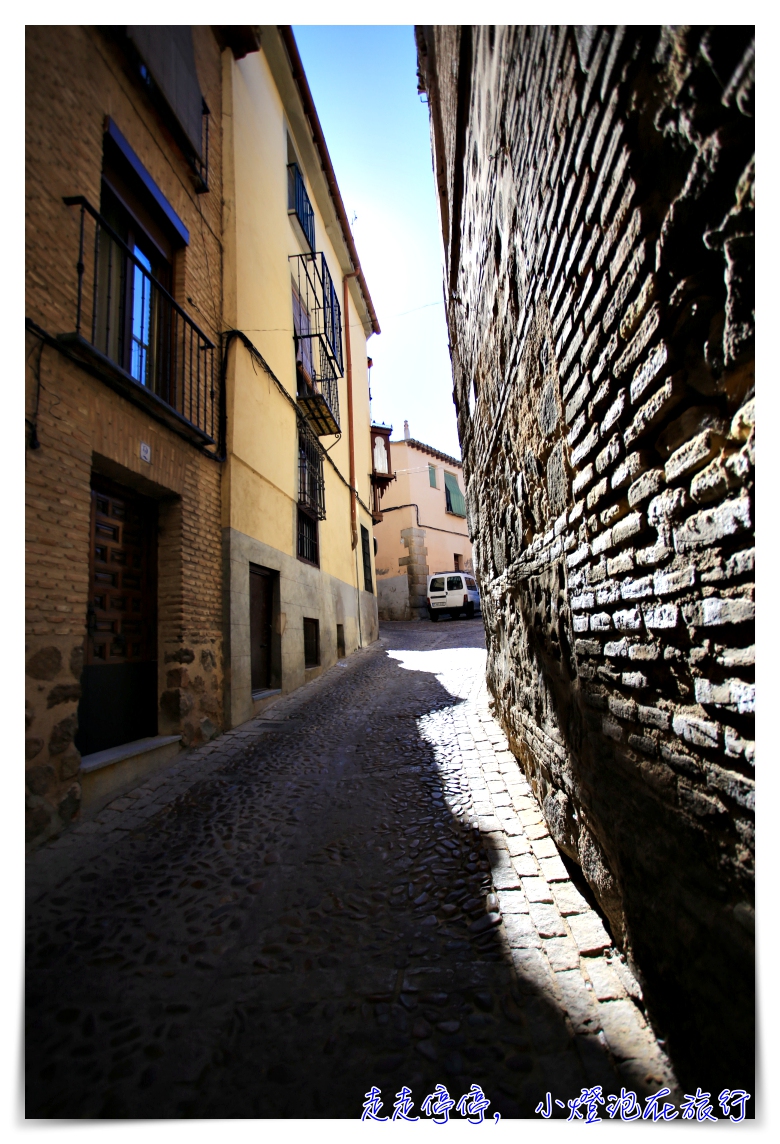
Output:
[26,619,678,1119]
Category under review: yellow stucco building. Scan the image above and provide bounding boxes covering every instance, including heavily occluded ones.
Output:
[374,423,472,621]
[221,27,380,726]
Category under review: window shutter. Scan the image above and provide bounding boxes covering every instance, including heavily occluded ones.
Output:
[127,26,204,160]
[443,471,467,516]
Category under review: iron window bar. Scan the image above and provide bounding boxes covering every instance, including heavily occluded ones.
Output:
[298,510,319,566]
[62,195,218,444]
[290,251,343,436]
[287,163,315,251]
[298,422,326,520]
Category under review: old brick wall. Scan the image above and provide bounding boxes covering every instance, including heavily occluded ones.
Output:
[417,25,754,1091]
[25,27,226,847]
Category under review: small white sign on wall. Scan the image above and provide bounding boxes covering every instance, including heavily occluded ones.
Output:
[140,441,152,464]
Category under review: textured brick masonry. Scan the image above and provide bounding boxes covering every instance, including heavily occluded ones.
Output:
[417,24,754,1094]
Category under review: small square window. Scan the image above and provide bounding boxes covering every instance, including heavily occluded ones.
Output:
[297,507,319,566]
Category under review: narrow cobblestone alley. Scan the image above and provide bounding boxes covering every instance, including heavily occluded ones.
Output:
[26,621,678,1119]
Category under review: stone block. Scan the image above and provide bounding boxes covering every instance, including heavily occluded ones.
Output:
[624,373,686,447]
[575,638,601,656]
[628,466,664,507]
[581,955,626,1001]
[511,947,560,1003]
[691,595,754,627]
[595,433,621,474]
[497,889,529,914]
[613,511,643,545]
[567,910,611,953]
[539,855,570,882]
[664,429,723,482]
[591,529,613,555]
[607,550,633,575]
[587,478,609,509]
[629,341,669,403]
[642,602,678,629]
[597,999,653,1061]
[653,566,694,595]
[672,712,720,750]
[552,880,590,916]
[620,575,653,599]
[613,606,641,629]
[521,876,555,903]
[528,903,568,938]
[503,911,541,948]
[572,423,600,466]
[556,969,602,1033]
[611,450,650,491]
[573,464,595,496]
[673,493,751,552]
[544,937,581,971]
[637,704,670,730]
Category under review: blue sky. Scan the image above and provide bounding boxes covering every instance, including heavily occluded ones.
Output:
[292,25,460,459]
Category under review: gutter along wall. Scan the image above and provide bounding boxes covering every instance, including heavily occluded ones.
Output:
[417,25,754,1092]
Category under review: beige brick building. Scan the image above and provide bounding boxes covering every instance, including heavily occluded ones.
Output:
[25,27,227,845]
[25,26,380,849]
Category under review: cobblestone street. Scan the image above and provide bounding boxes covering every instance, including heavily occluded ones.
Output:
[26,620,678,1119]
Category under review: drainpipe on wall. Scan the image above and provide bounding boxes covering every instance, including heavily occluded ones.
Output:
[343,270,359,551]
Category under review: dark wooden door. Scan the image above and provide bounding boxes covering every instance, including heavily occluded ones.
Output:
[75,477,158,756]
[250,565,274,693]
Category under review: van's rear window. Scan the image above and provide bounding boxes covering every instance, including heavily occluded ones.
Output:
[429,577,445,592]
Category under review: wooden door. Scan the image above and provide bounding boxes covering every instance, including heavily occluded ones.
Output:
[250,565,274,693]
[75,477,158,756]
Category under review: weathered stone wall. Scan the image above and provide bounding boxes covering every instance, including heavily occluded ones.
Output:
[25,27,226,846]
[417,24,754,1091]
[399,527,430,618]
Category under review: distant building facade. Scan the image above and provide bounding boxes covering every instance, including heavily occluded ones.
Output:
[374,422,471,620]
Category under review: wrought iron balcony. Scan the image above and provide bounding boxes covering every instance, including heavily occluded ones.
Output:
[60,196,219,448]
[287,162,315,251]
[290,252,343,436]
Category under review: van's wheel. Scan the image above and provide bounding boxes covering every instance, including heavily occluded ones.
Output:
[428,609,438,622]
[466,602,475,619]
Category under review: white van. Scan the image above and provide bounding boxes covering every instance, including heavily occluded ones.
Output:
[426,572,481,621]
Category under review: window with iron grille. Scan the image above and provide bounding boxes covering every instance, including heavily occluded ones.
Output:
[287,162,315,251]
[361,525,373,594]
[297,508,319,566]
[303,617,320,667]
[298,425,325,519]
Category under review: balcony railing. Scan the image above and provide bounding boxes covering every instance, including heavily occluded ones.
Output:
[61,196,219,447]
[287,162,315,251]
[290,252,342,436]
